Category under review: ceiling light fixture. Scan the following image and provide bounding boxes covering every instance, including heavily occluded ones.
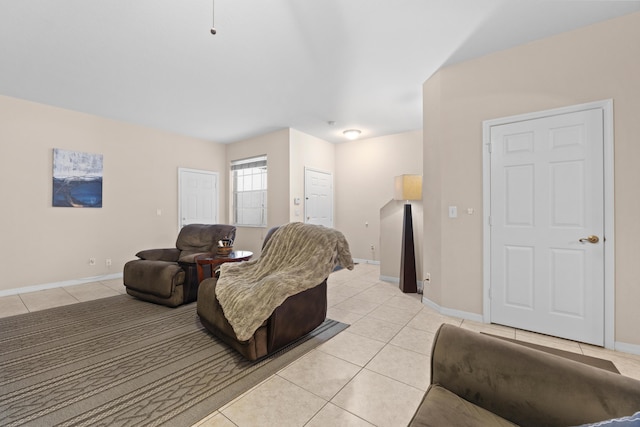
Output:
[343,129,361,140]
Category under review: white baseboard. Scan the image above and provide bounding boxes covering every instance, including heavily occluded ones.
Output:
[420,296,485,323]
[380,276,425,294]
[422,296,640,356]
[352,258,380,265]
[614,340,640,356]
[0,273,124,297]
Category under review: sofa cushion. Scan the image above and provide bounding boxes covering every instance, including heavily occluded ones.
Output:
[410,384,517,427]
[135,248,180,262]
[176,224,235,254]
[123,260,185,298]
[178,251,210,264]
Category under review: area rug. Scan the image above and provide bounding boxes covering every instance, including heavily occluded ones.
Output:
[0,295,348,426]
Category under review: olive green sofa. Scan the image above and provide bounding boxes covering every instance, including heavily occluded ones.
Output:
[410,324,640,427]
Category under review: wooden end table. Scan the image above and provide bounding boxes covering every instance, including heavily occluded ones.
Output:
[196,250,253,283]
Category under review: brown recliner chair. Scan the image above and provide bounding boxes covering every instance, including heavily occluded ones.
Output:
[124,224,236,307]
[197,223,353,361]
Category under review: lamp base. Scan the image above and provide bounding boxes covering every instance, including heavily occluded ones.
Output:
[399,203,417,293]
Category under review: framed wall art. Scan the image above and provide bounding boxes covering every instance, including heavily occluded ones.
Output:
[52,148,103,208]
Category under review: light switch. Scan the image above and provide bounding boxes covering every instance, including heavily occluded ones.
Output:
[448,206,458,218]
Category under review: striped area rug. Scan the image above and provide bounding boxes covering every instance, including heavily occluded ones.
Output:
[0,294,347,426]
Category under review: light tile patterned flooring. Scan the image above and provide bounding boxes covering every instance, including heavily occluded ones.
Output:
[2,264,640,427]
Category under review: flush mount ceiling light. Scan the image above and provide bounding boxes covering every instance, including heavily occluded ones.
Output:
[343,129,361,140]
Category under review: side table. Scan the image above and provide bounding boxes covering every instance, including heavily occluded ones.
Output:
[196,250,253,283]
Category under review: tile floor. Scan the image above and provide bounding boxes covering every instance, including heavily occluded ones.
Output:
[0,278,126,316]
[2,264,640,427]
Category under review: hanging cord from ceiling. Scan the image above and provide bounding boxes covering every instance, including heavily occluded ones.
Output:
[210,0,217,35]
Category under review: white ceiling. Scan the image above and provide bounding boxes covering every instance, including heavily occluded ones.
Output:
[1,1,639,144]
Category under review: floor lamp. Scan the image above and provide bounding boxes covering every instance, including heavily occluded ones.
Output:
[394,175,422,293]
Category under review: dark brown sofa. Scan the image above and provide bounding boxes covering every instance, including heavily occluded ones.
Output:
[410,324,640,427]
[197,275,327,361]
[123,224,235,307]
[197,223,353,361]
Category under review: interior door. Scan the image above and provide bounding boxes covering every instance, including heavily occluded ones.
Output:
[304,168,333,227]
[489,108,605,345]
[179,168,218,228]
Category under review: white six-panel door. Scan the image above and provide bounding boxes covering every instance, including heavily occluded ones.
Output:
[178,168,219,228]
[304,168,333,227]
[489,108,605,345]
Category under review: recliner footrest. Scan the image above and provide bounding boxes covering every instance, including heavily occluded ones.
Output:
[123,259,185,298]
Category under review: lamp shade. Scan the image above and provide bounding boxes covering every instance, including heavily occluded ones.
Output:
[394,174,422,201]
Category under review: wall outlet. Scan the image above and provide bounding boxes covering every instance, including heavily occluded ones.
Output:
[370,244,375,251]
[89,258,96,266]
[106,259,112,267]
[424,272,431,282]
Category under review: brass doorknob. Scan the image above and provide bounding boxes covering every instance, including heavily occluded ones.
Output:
[579,235,599,244]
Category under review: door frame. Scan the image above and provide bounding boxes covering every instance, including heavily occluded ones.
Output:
[482,99,615,348]
[178,168,219,230]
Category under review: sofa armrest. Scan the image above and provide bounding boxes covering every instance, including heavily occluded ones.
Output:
[135,248,180,262]
[430,324,640,427]
[178,251,211,264]
[267,280,327,353]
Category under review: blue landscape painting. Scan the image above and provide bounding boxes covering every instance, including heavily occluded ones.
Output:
[52,149,103,208]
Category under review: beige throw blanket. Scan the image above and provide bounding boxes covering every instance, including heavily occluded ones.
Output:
[215,222,354,341]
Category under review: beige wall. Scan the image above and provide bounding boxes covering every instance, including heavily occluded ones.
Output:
[0,97,419,294]
[335,130,423,282]
[225,129,291,255]
[289,129,336,223]
[227,128,336,255]
[422,72,444,304]
[0,95,226,291]
[422,12,640,346]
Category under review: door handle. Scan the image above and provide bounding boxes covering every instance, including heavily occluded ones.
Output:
[579,235,599,244]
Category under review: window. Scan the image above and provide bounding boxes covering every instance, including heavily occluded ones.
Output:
[231,155,267,227]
